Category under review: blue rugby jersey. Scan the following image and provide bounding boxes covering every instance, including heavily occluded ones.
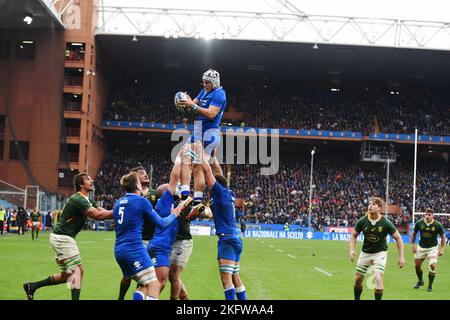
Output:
[210,182,238,236]
[113,193,176,251]
[148,190,179,251]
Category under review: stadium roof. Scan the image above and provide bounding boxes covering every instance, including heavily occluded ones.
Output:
[96,34,450,90]
[97,0,450,51]
[0,0,64,29]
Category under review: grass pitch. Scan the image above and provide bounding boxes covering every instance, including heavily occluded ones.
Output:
[0,231,449,300]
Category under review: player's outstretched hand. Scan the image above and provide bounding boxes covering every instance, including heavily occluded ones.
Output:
[411,244,417,253]
[170,203,182,217]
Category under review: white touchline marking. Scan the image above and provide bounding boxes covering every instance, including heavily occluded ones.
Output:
[79,241,94,244]
[276,248,283,253]
[102,238,113,240]
[314,267,332,276]
[288,254,296,259]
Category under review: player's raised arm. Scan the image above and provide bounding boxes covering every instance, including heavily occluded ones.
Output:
[210,149,223,176]
[142,198,181,229]
[392,230,405,268]
[167,148,184,195]
[349,229,359,263]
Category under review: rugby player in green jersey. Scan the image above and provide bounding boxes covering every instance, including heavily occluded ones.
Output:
[411,208,446,292]
[23,173,113,300]
[30,208,41,241]
[349,197,405,300]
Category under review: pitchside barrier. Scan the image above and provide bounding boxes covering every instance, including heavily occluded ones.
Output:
[188,221,443,244]
[88,220,446,245]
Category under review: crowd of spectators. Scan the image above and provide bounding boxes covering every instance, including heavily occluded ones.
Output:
[103,79,449,136]
[94,143,449,231]
[232,156,449,231]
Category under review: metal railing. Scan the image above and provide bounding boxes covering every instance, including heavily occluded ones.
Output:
[64,76,83,87]
[63,101,82,112]
[65,127,80,137]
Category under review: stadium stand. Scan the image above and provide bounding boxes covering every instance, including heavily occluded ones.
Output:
[102,80,449,136]
[95,141,449,231]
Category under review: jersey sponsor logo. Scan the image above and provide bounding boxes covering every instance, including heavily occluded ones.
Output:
[133,261,142,270]
[366,234,380,242]
[422,232,432,238]
[176,250,183,256]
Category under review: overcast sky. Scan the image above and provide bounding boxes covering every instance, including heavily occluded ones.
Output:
[103,0,450,22]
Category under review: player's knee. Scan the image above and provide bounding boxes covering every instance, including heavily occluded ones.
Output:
[429,263,436,273]
[78,265,84,278]
[232,274,243,287]
[147,280,160,293]
[61,272,70,282]
[354,273,363,285]
[374,271,383,282]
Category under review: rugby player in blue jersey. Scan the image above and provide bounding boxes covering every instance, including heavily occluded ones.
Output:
[147,149,194,295]
[192,142,246,300]
[178,69,227,218]
[113,171,185,300]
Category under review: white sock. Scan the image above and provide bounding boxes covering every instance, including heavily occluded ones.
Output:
[181,185,190,195]
[194,191,203,201]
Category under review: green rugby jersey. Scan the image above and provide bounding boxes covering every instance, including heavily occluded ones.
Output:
[142,188,157,241]
[413,218,444,248]
[354,215,397,254]
[53,193,98,238]
[30,211,41,222]
[176,202,193,241]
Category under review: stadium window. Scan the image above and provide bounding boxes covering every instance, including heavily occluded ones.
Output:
[65,42,85,61]
[16,40,35,60]
[0,40,10,59]
[9,140,29,160]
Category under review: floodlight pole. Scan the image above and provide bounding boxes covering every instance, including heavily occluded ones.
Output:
[412,128,418,223]
[385,158,390,215]
[308,149,315,230]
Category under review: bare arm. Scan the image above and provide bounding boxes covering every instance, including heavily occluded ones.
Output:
[349,230,359,262]
[85,207,113,221]
[411,230,417,253]
[210,153,223,176]
[439,233,446,256]
[392,230,405,268]
[168,148,184,195]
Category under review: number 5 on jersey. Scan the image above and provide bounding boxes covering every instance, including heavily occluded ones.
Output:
[118,207,125,224]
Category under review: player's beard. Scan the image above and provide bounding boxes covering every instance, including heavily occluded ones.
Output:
[141,182,150,195]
